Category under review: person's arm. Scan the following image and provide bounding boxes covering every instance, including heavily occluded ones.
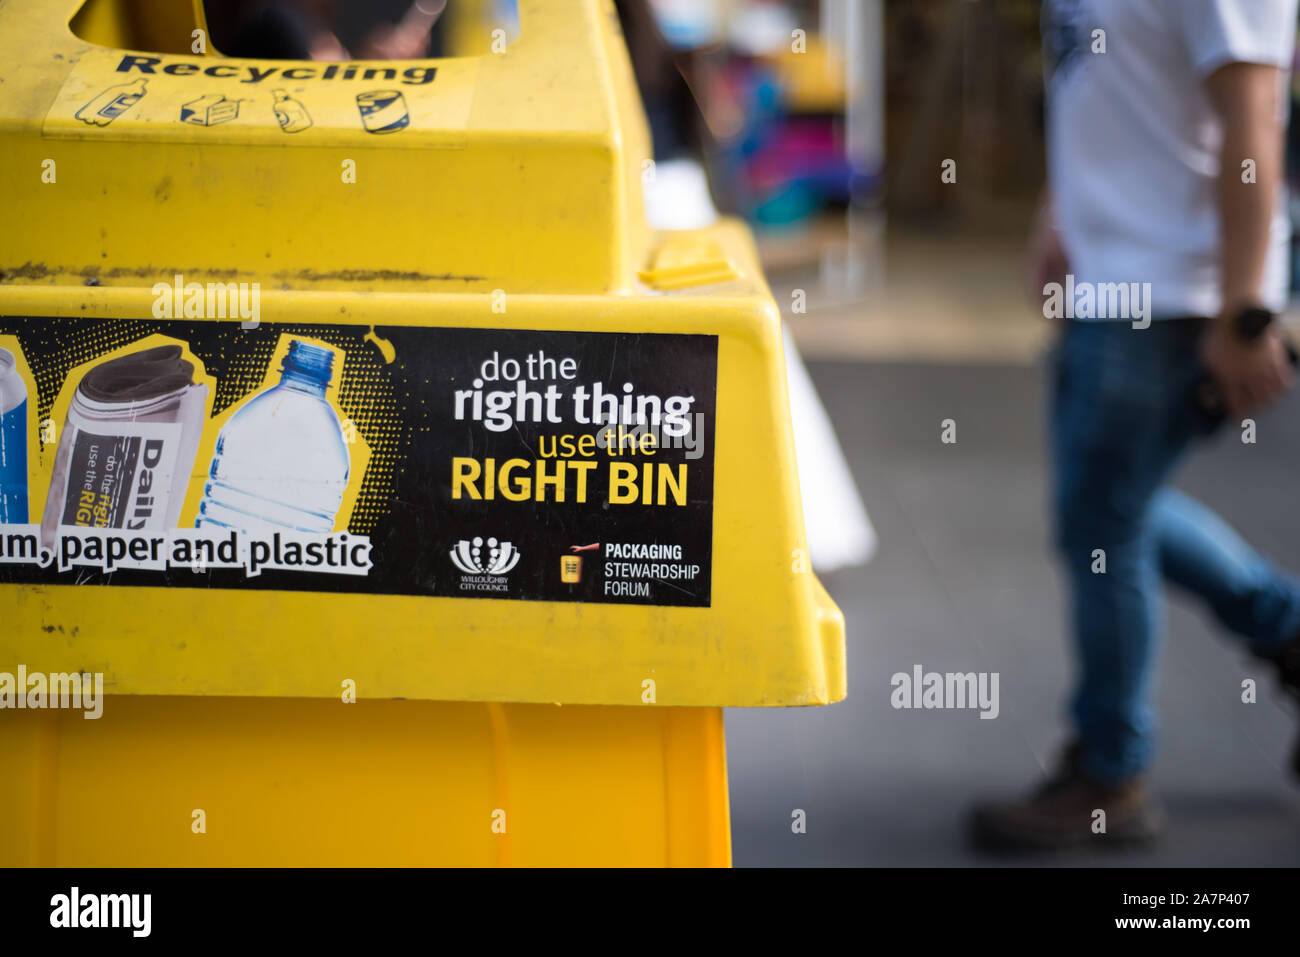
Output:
[1212,62,1284,316]
[1026,190,1068,305]
[1200,61,1293,415]
[355,0,443,60]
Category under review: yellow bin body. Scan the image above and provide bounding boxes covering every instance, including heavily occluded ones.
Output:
[0,0,846,866]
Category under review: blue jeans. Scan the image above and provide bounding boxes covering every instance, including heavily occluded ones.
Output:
[1051,318,1300,786]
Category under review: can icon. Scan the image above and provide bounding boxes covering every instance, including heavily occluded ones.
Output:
[356,90,409,134]
[560,554,582,583]
[0,346,30,525]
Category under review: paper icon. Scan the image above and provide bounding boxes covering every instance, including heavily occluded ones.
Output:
[180,94,240,126]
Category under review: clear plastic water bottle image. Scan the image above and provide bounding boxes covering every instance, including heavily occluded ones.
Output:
[0,346,29,525]
[197,340,350,533]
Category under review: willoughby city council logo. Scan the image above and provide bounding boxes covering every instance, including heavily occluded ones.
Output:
[450,536,521,575]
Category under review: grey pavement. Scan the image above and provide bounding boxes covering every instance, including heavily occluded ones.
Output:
[726,357,1300,867]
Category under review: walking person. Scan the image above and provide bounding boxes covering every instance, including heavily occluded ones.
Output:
[972,0,1300,851]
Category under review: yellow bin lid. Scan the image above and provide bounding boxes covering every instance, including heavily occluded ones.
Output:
[0,0,846,708]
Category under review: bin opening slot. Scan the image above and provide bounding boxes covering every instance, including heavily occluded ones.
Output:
[69,0,522,59]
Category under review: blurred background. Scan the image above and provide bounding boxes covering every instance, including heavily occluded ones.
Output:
[646,0,1300,867]
[200,0,1300,865]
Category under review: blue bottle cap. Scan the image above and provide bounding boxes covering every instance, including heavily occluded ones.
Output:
[281,340,334,386]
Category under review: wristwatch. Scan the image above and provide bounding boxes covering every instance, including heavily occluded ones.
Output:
[1229,304,1276,342]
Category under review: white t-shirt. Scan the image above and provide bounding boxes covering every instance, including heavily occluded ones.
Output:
[1044,0,1298,317]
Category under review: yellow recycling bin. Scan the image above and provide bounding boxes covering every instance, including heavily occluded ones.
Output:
[0,0,846,866]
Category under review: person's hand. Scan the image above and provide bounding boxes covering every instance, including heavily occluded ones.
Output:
[356,23,430,60]
[307,32,350,61]
[1026,200,1069,309]
[1200,320,1294,417]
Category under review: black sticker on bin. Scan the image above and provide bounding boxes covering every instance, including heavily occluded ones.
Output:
[0,318,718,607]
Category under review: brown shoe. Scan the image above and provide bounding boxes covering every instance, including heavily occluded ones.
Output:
[1257,636,1300,779]
[969,744,1164,853]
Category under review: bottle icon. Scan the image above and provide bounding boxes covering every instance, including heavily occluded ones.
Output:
[75,78,148,127]
[271,89,312,133]
[0,347,29,525]
[197,340,350,534]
